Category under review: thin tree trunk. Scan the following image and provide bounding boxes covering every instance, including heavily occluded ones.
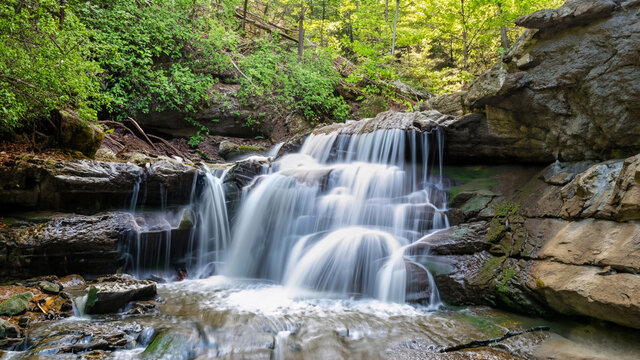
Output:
[298,2,305,60]
[460,0,468,71]
[241,0,249,32]
[264,0,269,16]
[497,3,510,50]
[391,0,399,56]
[59,0,67,28]
[320,0,326,46]
[385,0,389,22]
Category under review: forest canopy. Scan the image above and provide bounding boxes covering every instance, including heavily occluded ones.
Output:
[0,0,562,132]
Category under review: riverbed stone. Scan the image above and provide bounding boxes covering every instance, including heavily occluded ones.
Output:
[85,275,157,314]
[0,292,33,316]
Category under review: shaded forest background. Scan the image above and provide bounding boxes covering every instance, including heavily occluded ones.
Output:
[0,0,562,140]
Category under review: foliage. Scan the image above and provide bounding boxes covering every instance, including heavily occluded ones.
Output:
[73,0,237,119]
[0,0,104,131]
[238,39,349,123]
[1,0,567,135]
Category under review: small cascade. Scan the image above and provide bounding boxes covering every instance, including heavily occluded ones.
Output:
[224,126,448,304]
[188,166,231,278]
[124,166,231,280]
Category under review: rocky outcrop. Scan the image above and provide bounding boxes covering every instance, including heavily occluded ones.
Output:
[426,153,640,328]
[0,213,137,278]
[0,157,198,213]
[426,0,640,162]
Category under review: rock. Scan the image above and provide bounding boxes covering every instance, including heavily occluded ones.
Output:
[0,292,33,316]
[0,213,137,278]
[530,261,640,328]
[27,319,147,355]
[56,109,105,157]
[38,281,61,294]
[515,0,617,31]
[408,222,489,256]
[0,157,198,213]
[420,91,466,116]
[142,327,201,359]
[84,276,157,314]
[0,318,19,339]
[218,140,268,160]
[58,274,85,289]
[423,0,640,162]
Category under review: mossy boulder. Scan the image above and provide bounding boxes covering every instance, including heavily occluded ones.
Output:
[57,109,105,158]
[0,292,33,316]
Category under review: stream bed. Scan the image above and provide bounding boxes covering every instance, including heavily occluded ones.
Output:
[5,276,639,359]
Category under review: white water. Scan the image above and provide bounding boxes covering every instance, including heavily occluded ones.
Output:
[125,127,448,303]
[223,128,448,304]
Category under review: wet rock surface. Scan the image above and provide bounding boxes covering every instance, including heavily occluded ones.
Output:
[0,212,137,278]
[84,275,157,315]
[435,154,640,329]
[0,157,199,213]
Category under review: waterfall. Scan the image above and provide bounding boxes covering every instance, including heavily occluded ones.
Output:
[188,166,231,278]
[224,127,448,304]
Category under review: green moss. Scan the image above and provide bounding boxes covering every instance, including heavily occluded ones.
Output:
[495,202,521,217]
[237,145,267,152]
[0,292,33,316]
[485,218,506,244]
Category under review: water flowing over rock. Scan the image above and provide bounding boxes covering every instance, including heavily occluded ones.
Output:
[224,118,448,303]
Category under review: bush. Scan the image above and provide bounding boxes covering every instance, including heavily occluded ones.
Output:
[238,39,349,124]
[0,0,104,131]
[74,0,237,119]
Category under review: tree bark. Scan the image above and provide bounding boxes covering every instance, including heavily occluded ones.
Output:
[391,0,399,56]
[298,2,305,60]
[460,0,469,71]
[320,0,326,46]
[241,0,249,32]
[497,3,510,50]
[385,0,389,22]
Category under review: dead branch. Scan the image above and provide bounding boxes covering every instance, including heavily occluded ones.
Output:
[439,326,550,353]
[126,117,158,152]
[148,134,189,161]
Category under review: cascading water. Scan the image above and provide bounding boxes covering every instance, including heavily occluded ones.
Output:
[224,125,448,304]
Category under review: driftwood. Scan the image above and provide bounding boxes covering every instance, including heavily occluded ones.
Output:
[439,326,550,353]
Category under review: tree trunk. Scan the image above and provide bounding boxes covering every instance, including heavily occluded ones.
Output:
[497,3,510,50]
[385,0,389,22]
[321,0,326,46]
[298,2,305,60]
[241,0,249,32]
[391,0,399,56]
[460,0,468,71]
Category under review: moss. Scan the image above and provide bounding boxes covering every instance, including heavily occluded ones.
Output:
[485,217,506,244]
[236,144,267,152]
[495,202,521,217]
[535,278,545,289]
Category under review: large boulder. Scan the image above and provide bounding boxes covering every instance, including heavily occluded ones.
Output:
[56,109,105,158]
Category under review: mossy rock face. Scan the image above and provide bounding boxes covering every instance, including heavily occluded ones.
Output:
[57,109,105,158]
[0,292,33,316]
